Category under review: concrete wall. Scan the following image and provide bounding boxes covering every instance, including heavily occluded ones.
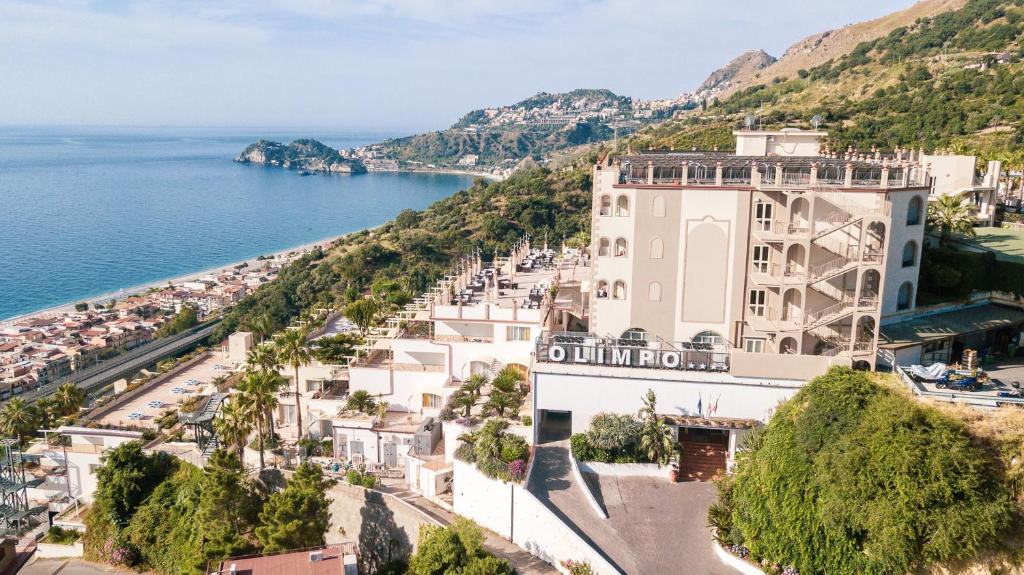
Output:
[534,367,803,435]
[882,190,928,317]
[327,482,439,574]
[452,460,622,575]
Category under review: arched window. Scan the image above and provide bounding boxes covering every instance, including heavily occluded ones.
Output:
[897,282,914,311]
[598,237,610,257]
[693,331,724,346]
[907,196,923,226]
[779,337,798,354]
[613,280,627,300]
[902,240,917,267]
[595,280,609,299]
[616,195,630,217]
[650,237,664,259]
[652,195,666,218]
[648,282,662,302]
[599,195,612,216]
[614,238,628,257]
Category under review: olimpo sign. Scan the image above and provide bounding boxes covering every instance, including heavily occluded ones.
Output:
[543,341,726,371]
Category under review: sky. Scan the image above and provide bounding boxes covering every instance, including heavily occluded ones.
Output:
[0,0,916,132]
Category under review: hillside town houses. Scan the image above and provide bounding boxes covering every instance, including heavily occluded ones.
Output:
[0,261,283,396]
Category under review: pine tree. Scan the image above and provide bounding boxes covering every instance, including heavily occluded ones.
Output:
[198,450,263,561]
[255,463,333,552]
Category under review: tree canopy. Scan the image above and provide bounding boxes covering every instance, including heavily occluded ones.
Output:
[709,367,1014,575]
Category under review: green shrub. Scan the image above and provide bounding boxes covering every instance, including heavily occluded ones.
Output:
[714,367,1013,575]
[520,415,532,426]
[586,413,641,452]
[45,526,81,545]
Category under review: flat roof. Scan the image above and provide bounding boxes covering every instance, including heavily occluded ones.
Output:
[879,304,1024,350]
[212,545,353,575]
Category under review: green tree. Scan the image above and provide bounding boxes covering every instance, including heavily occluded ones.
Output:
[246,344,281,374]
[255,463,333,552]
[53,382,86,418]
[74,302,89,312]
[238,370,281,470]
[449,391,476,418]
[311,333,363,365]
[344,297,381,336]
[637,390,674,466]
[214,398,253,463]
[406,519,513,575]
[461,374,488,400]
[274,328,312,439]
[157,304,199,338]
[241,314,274,343]
[0,398,40,445]
[93,442,174,528]
[197,450,263,562]
[714,367,1012,575]
[483,390,521,418]
[345,390,378,414]
[928,194,977,246]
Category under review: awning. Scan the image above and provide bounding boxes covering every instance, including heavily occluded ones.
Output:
[879,304,1024,350]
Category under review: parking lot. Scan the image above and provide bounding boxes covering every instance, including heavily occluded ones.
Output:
[97,352,233,429]
[909,358,1024,405]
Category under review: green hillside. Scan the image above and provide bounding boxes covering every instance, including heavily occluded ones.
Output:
[632,0,1024,163]
[376,89,689,168]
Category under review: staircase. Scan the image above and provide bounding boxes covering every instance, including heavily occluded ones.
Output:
[804,298,855,330]
[678,433,728,482]
[201,436,220,459]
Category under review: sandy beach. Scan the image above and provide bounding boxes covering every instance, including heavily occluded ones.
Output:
[0,232,347,327]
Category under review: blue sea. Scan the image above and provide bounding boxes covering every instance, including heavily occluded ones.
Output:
[0,127,473,321]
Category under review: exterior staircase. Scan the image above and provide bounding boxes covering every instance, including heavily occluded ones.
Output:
[804,298,855,330]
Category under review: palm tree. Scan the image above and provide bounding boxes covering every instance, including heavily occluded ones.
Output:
[483,390,521,418]
[461,374,488,400]
[345,390,377,414]
[247,344,280,374]
[491,366,526,394]
[274,328,312,440]
[637,389,675,466]
[0,398,39,445]
[928,194,977,246]
[242,314,274,343]
[450,391,476,418]
[215,399,253,463]
[246,343,283,438]
[52,383,85,418]
[238,370,280,469]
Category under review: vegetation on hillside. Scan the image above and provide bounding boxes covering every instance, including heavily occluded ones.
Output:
[380,518,515,575]
[379,89,686,167]
[631,0,1024,164]
[708,367,1018,575]
[212,163,594,343]
[84,442,331,574]
[235,139,366,174]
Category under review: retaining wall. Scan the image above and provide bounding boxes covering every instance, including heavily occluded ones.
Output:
[328,482,439,574]
[452,460,622,575]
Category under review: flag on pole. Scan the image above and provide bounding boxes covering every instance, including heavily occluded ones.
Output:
[697,394,703,417]
[711,395,720,417]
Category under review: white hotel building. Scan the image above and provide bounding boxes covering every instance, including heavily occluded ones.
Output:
[238,128,994,488]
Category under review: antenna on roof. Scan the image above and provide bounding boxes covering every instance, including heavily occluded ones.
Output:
[811,114,823,130]
[744,114,756,130]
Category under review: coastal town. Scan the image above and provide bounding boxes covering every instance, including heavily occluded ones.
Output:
[0,252,297,397]
[8,0,1024,574]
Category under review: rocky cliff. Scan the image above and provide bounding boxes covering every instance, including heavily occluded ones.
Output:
[235,139,366,174]
[697,49,776,97]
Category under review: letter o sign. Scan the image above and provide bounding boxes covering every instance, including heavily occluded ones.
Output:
[548,345,566,362]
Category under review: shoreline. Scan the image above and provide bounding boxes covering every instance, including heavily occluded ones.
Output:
[0,230,359,327]
[1,166,491,326]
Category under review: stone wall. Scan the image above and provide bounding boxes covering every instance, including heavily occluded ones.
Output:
[327,482,440,574]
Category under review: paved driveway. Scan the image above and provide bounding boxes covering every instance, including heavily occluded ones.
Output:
[528,438,732,575]
[20,558,134,575]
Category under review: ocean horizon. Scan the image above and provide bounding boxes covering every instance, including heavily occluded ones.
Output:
[0,126,474,321]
